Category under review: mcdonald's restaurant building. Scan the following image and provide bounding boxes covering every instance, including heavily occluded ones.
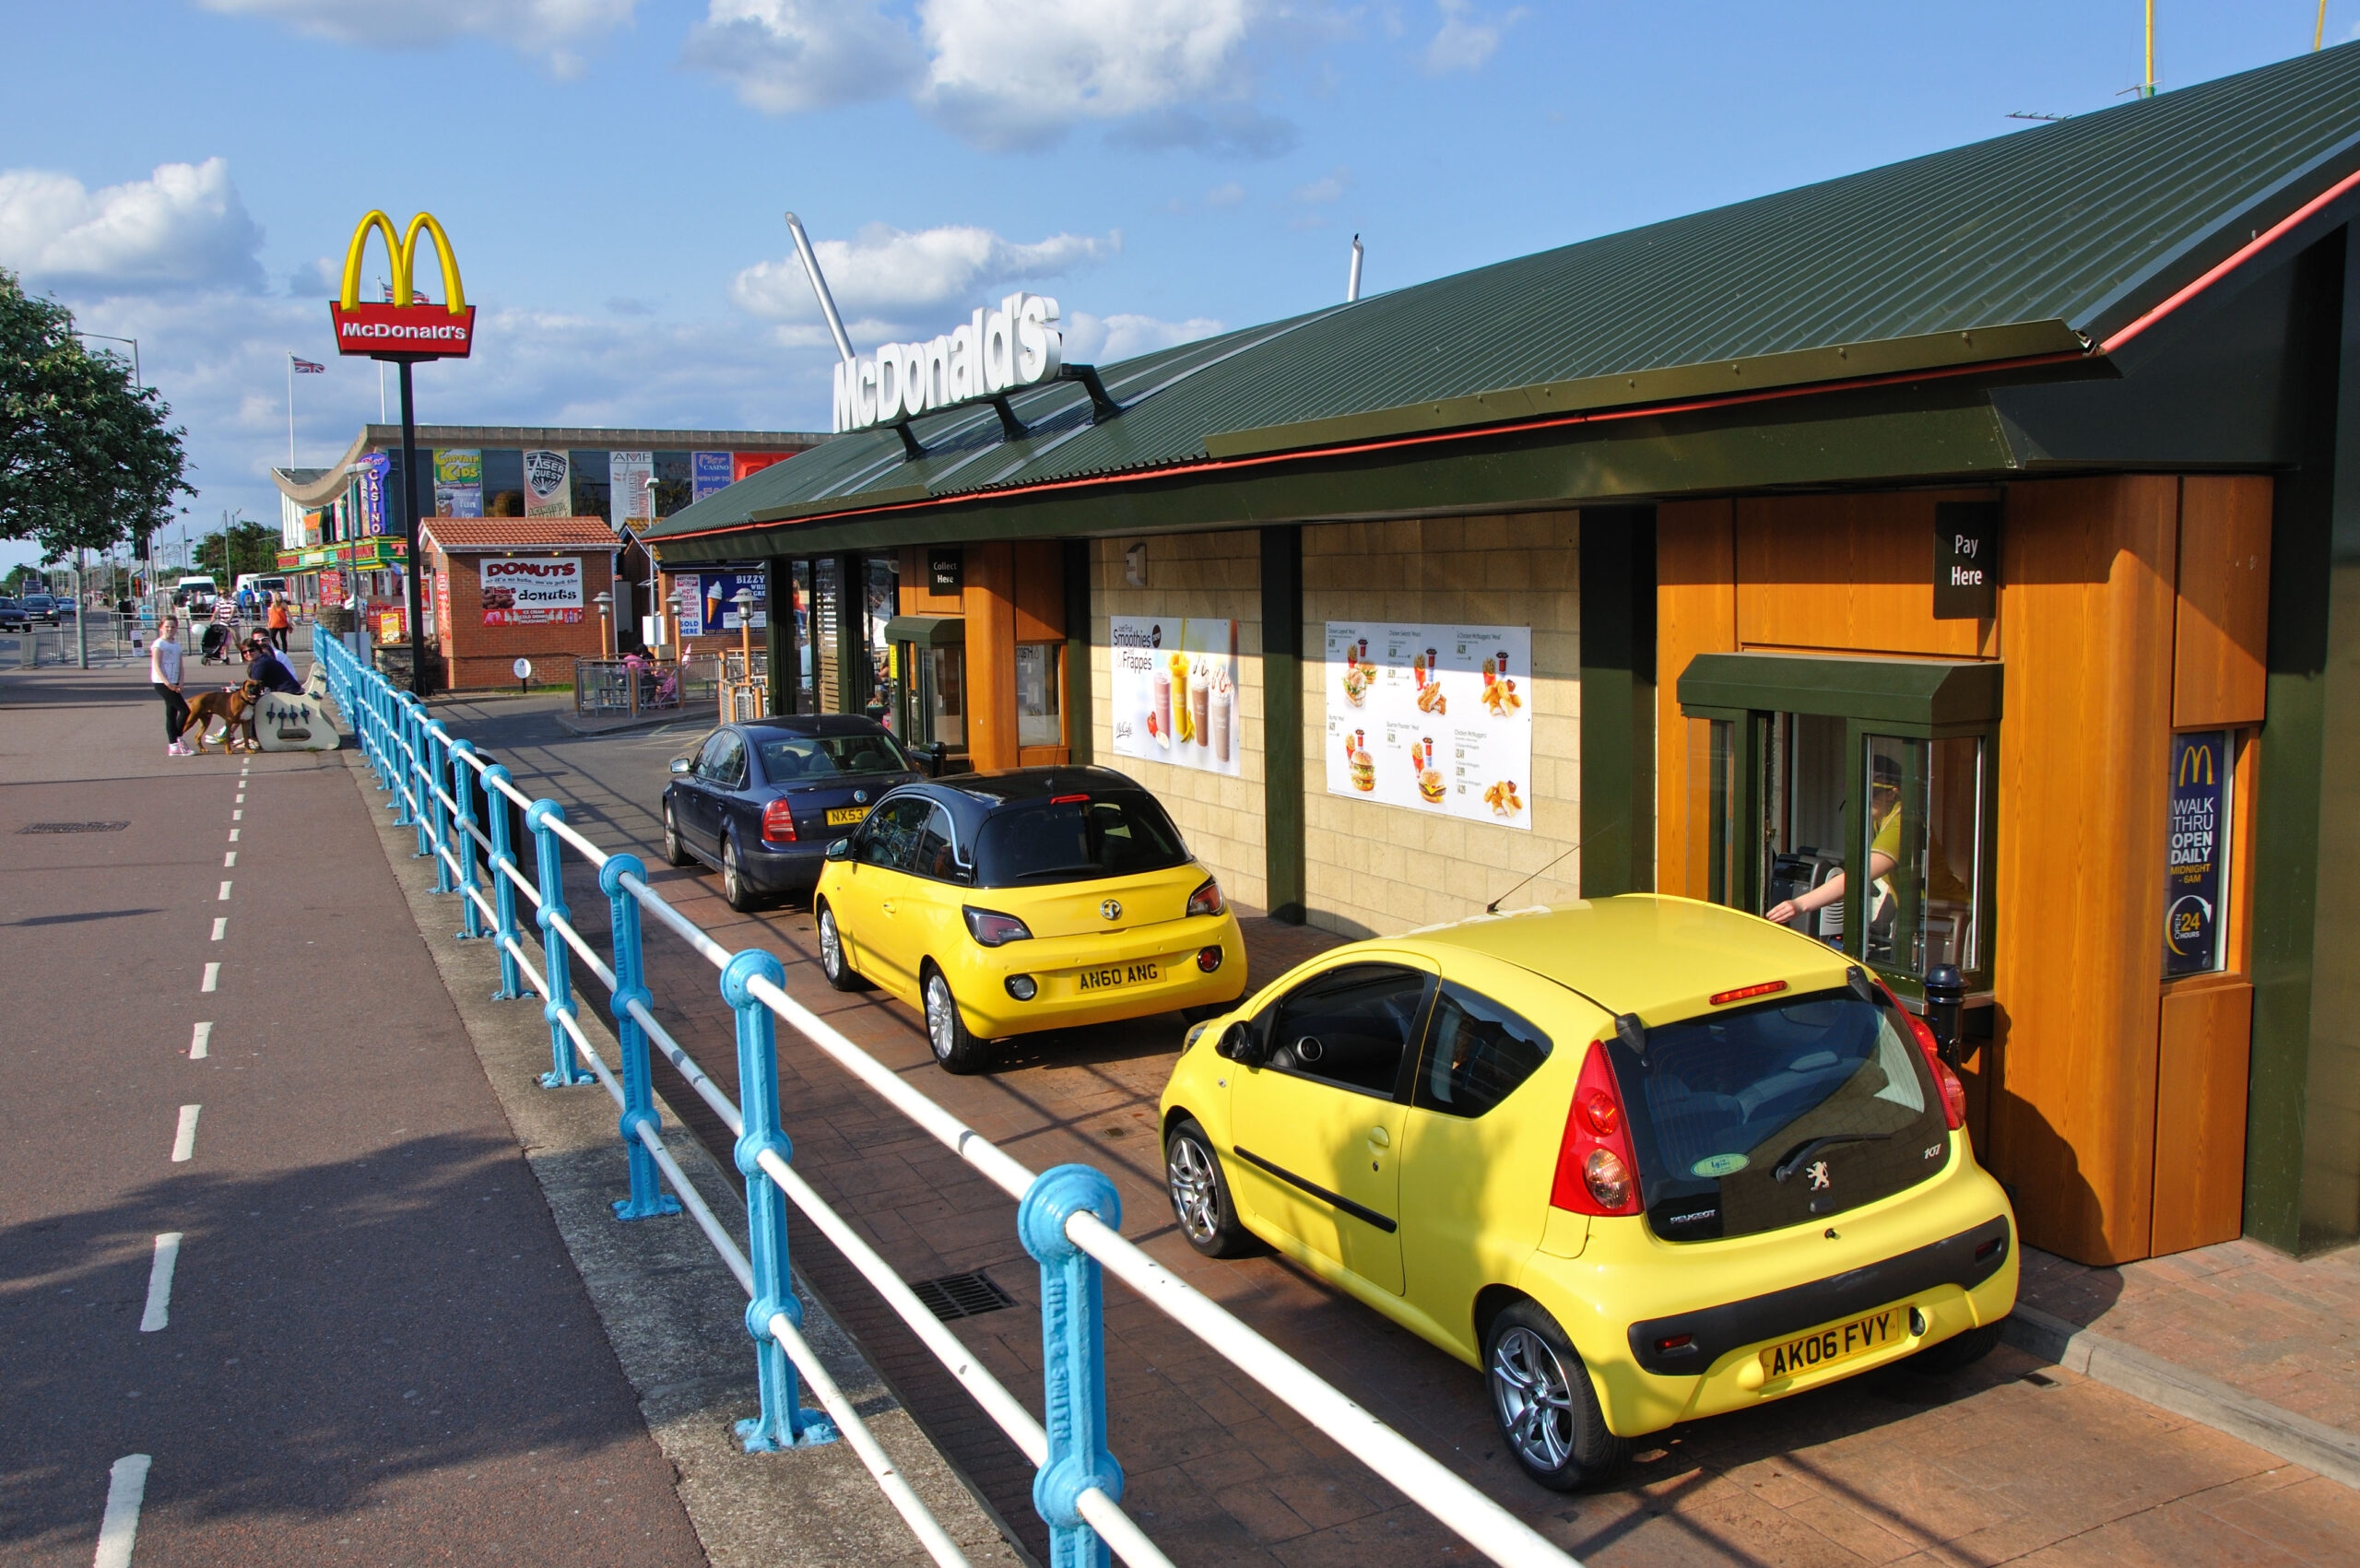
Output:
[648,47,2360,1268]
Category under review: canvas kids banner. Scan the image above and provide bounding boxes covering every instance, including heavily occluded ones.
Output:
[432,448,481,518]
[479,556,584,626]
[1323,620,1534,830]
[522,449,571,516]
[1108,616,1242,778]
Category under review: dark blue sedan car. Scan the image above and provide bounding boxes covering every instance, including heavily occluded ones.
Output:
[663,715,925,910]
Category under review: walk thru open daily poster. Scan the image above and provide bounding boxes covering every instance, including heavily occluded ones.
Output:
[1109,616,1242,777]
[1323,621,1533,829]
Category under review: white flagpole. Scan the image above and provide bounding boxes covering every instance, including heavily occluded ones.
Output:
[286,353,295,467]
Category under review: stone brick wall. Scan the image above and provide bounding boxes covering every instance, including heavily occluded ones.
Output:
[1089,533,1268,911]
[1301,513,1582,938]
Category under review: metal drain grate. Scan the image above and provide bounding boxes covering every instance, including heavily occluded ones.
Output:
[908,1270,1018,1322]
[18,821,129,835]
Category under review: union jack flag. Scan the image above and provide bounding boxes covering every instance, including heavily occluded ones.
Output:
[290,356,326,373]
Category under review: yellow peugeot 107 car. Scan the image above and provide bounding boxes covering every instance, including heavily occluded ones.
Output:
[1160,895,2014,1490]
[813,768,1247,1073]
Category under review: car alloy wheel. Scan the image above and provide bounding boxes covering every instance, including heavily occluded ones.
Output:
[722,836,759,912]
[663,802,690,867]
[1167,1134,1224,1246]
[1491,1325,1579,1474]
[817,902,860,992]
[922,967,985,1073]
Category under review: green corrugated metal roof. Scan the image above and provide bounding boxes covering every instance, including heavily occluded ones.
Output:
[650,41,2360,546]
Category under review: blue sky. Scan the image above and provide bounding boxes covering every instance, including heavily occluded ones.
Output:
[2,1,2347,573]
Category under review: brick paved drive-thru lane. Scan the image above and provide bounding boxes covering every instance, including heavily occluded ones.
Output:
[0,666,706,1567]
[432,689,2360,1568]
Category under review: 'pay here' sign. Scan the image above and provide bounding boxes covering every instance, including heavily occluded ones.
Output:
[1932,501,2001,619]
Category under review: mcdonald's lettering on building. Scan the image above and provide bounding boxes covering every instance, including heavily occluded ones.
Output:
[327,209,476,361]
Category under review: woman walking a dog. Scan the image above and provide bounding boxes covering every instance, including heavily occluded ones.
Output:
[151,615,190,757]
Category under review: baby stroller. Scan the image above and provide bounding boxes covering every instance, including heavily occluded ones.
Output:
[199,622,232,665]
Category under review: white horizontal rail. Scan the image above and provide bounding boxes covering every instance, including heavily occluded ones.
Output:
[545,813,611,867]
[625,873,735,971]
[546,911,620,994]
[626,996,742,1136]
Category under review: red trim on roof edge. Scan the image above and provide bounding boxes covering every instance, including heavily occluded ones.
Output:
[656,348,2087,544]
[2103,165,2360,354]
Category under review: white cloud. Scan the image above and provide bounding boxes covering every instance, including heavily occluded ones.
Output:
[0,159,265,292]
[1421,0,1522,75]
[683,0,924,113]
[1205,181,1246,208]
[1062,311,1222,365]
[197,0,637,69]
[1292,166,1350,205]
[689,0,1301,154]
[728,221,1118,326]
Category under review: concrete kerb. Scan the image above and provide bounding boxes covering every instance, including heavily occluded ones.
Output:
[2002,1305,2360,1492]
[339,749,1025,1567]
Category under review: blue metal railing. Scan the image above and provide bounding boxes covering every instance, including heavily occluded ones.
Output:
[315,636,1578,1568]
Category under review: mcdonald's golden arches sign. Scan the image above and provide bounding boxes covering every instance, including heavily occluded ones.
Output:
[326,210,476,360]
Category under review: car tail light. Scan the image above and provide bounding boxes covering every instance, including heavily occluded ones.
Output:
[1881,980,1966,1130]
[962,905,1032,947]
[761,799,797,843]
[1550,1042,1643,1216]
[1709,979,1788,1006]
[1196,945,1222,973]
[1186,878,1225,918]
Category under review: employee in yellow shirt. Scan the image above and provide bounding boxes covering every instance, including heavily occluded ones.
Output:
[1766,759,1903,928]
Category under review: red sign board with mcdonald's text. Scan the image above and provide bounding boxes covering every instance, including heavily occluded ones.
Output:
[329,209,476,361]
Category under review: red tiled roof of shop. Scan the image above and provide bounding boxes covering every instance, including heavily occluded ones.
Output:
[420,517,619,550]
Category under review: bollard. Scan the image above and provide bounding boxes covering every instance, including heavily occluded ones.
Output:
[482,764,525,1000]
[448,739,488,938]
[1019,1165,1126,1568]
[720,948,835,1453]
[526,799,595,1089]
[601,855,680,1221]
[425,721,456,893]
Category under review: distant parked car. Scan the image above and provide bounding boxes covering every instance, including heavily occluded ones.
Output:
[20,594,59,624]
[663,715,926,912]
[0,597,29,631]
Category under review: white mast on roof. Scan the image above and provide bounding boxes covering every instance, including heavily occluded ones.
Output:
[785,213,856,364]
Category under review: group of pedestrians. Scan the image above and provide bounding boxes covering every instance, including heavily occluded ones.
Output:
[150,614,304,758]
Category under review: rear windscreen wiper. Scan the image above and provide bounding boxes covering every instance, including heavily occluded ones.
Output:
[1773,1132,1893,1184]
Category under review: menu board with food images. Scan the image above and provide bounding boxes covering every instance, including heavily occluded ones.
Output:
[1323,621,1532,829]
[1109,615,1243,777]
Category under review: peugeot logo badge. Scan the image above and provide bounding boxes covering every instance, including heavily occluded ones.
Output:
[853,789,868,805]
[1101,898,1123,922]
[1805,1160,1833,1192]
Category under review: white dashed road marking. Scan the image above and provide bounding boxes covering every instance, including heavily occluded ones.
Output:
[231,810,242,821]
[217,881,231,901]
[222,851,236,867]
[94,1454,151,1568]
[140,1233,182,1332]
[200,963,218,993]
[227,828,240,843]
[171,1105,200,1162]
[190,1021,211,1059]
[211,918,226,941]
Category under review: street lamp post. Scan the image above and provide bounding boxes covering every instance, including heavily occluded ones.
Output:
[595,590,614,658]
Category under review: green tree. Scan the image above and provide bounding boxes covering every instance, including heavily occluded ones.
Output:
[0,268,194,560]
[186,519,282,581]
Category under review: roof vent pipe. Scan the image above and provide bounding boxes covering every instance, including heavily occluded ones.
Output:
[785,212,856,364]
[1346,234,1363,302]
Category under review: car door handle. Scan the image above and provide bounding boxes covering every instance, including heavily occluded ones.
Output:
[1367,1126,1391,1149]
[880,901,895,915]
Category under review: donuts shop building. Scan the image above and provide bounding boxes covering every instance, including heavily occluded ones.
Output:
[647,48,2360,1268]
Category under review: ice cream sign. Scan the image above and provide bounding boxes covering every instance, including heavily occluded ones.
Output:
[1324,620,1534,830]
[1109,616,1241,779]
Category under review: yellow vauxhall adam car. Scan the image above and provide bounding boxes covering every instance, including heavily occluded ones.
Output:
[814,769,1246,1072]
[1159,895,2015,1490]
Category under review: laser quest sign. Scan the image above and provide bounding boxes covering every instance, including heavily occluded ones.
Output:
[328,210,476,360]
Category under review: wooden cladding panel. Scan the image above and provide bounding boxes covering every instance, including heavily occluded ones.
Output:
[1011,539,1066,643]
[1989,475,2179,1266]
[1655,500,1736,901]
[2174,476,2272,728]
[900,545,965,616]
[2150,981,2256,1256]
[962,541,1020,772]
[1734,490,1999,659]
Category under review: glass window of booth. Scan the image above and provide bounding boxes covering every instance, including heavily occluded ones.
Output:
[865,557,899,725]
[1678,654,1998,996]
[1016,643,1062,747]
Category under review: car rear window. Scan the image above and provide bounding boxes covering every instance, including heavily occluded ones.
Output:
[1606,988,1948,1243]
[758,731,912,780]
[973,792,1189,885]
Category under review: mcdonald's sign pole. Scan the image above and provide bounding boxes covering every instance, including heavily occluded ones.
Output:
[327,210,476,697]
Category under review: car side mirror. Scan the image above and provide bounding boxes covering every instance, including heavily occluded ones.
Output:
[824,837,854,862]
[1215,1020,1264,1066]
[668,756,691,774]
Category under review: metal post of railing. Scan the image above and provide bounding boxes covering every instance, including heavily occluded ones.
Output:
[425,721,456,893]
[449,739,488,938]
[720,948,835,1452]
[393,697,420,831]
[526,799,595,1089]
[482,764,526,1000]
[1019,1166,1126,1568]
[601,853,680,1222]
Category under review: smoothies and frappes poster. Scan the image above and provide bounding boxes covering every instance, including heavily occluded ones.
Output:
[1110,616,1243,777]
[1323,621,1532,828]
